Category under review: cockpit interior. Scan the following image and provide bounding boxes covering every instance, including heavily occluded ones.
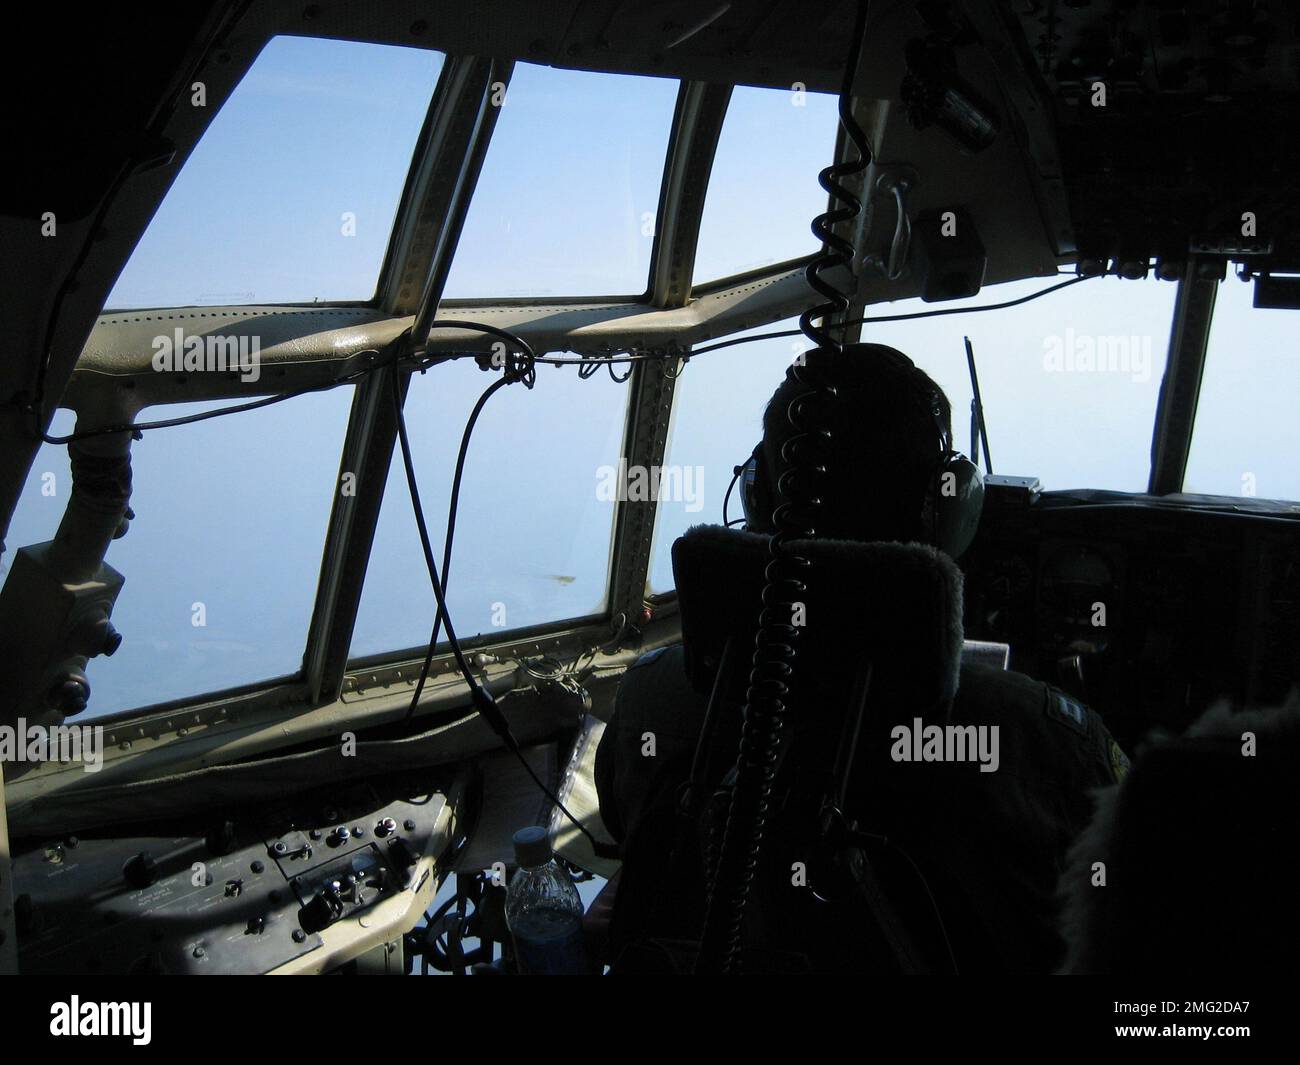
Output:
[2,0,1297,1001]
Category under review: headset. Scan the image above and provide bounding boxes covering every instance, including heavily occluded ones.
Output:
[919,411,985,560]
[730,352,985,558]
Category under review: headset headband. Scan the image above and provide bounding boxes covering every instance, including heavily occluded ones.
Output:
[737,353,981,555]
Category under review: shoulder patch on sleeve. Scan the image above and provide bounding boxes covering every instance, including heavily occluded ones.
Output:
[1109,738,1131,782]
[1047,692,1090,736]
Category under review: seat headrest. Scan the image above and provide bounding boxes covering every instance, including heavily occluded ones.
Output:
[671,524,964,712]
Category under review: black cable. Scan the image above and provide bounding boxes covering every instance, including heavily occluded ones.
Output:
[399,322,528,722]
[34,311,606,858]
[39,356,382,444]
[37,320,532,446]
[508,272,1098,370]
[721,461,745,527]
[404,376,509,719]
[389,336,617,861]
[421,319,537,388]
[685,274,1095,357]
[37,273,1095,446]
[539,274,1095,364]
[391,366,478,682]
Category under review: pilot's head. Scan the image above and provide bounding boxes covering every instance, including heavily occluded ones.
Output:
[742,343,979,551]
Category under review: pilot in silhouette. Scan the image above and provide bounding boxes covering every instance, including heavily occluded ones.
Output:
[594,344,1129,972]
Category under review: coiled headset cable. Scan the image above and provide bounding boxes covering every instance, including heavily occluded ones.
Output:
[696,0,875,974]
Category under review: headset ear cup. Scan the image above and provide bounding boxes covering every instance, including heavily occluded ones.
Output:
[742,444,772,531]
[925,456,985,557]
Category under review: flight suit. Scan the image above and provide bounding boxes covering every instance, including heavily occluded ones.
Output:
[595,643,1128,973]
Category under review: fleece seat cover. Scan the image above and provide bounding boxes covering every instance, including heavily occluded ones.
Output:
[671,525,964,716]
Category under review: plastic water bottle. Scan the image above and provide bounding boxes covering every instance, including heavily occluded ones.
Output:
[505,826,588,975]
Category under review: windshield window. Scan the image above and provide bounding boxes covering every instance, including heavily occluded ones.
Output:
[3,391,353,718]
[1184,278,1300,501]
[649,321,805,592]
[649,274,1177,591]
[692,85,840,284]
[106,36,443,309]
[857,274,1175,493]
[350,361,629,660]
[442,64,677,300]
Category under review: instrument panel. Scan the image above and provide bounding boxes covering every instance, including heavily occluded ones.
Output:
[963,488,1300,748]
[11,776,455,975]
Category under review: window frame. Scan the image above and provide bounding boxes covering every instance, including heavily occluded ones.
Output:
[41,32,1217,744]
[1175,273,1300,503]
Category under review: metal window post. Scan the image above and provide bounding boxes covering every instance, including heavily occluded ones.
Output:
[303,57,511,704]
[1149,260,1220,496]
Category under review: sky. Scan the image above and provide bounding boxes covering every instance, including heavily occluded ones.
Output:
[3,34,1295,721]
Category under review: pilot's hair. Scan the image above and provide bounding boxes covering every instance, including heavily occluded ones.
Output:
[758,342,952,543]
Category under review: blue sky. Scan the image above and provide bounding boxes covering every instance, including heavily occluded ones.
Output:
[5,35,1295,719]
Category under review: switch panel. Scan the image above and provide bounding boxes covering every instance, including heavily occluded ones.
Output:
[12,776,452,974]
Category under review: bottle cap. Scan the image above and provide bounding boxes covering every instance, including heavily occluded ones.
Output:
[512,826,553,868]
